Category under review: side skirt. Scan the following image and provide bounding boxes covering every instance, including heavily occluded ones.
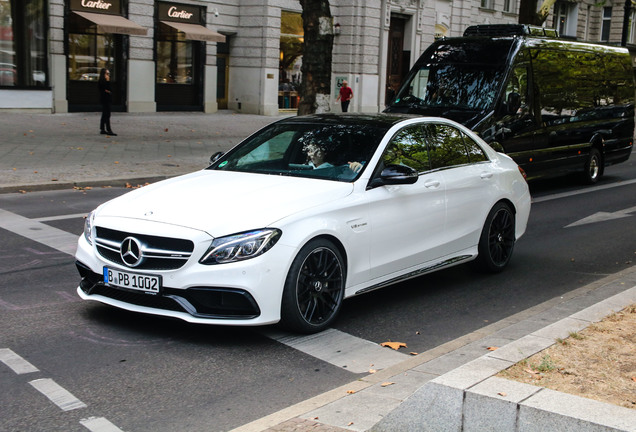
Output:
[354,254,474,296]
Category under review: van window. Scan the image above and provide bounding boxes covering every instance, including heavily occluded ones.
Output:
[532,47,634,126]
[391,40,513,112]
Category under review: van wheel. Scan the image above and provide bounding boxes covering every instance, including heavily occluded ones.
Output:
[281,239,345,334]
[472,202,515,273]
[583,148,602,184]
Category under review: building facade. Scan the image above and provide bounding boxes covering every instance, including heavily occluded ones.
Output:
[1,0,634,114]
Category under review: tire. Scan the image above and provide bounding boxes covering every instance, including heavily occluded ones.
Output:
[281,239,345,334]
[583,147,603,184]
[472,202,516,273]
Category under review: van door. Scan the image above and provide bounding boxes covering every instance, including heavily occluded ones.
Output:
[493,53,541,173]
[529,47,587,175]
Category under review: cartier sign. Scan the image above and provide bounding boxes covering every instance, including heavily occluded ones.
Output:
[158,2,201,23]
[70,0,121,14]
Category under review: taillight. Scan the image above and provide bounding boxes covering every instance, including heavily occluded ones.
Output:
[518,166,527,181]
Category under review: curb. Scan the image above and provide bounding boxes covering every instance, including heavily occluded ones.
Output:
[370,286,636,432]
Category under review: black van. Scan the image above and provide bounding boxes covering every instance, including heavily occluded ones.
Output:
[385,24,635,183]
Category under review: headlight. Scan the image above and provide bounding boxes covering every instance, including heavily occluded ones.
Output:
[83,211,95,245]
[200,229,282,265]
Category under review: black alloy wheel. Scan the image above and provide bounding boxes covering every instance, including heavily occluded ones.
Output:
[473,202,516,273]
[281,239,345,333]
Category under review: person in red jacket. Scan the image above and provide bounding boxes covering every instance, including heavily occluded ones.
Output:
[336,80,353,112]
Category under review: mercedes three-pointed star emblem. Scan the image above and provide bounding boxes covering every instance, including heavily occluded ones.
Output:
[120,237,143,267]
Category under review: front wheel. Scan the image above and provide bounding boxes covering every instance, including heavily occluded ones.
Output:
[281,239,345,333]
[472,202,516,273]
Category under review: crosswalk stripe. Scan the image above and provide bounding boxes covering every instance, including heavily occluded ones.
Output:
[262,328,409,373]
[29,378,87,411]
[0,348,40,374]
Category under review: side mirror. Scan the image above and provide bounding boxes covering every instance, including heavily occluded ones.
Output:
[506,92,521,115]
[209,151,224,166]
[368,164,419,188]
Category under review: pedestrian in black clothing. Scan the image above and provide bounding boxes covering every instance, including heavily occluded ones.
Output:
[98,68,117,136]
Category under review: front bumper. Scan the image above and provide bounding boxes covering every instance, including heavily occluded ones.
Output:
[75,229,295,326]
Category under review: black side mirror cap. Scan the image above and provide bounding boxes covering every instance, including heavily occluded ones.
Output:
[368,164,419,188]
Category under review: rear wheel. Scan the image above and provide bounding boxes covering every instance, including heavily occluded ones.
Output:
[583,147,603,184]
[281,239,345,333]
[473,202,516,273]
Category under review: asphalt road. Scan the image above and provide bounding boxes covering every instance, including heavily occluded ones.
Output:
[0,157,634,431]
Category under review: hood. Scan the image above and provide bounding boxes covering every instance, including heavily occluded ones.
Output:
[95,170,353,237]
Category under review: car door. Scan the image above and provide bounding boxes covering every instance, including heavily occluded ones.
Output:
[428,124,498,256]
[366,124,447,281]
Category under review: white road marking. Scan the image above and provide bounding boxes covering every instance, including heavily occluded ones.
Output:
[532,178,636,203]
[262,328,409,373]
[80,417,126,432]
[34,213,87,222]
[29,378,87,411]
[0,208,78,256]
[0,348,39,374]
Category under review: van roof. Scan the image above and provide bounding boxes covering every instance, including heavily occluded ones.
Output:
[463,24,559,38]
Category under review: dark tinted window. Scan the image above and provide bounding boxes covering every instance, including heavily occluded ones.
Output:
[390,39,513,112]
[532,45,634,126]
[463,132,488,162]
[383,126,431,172]
[424,124,470,169]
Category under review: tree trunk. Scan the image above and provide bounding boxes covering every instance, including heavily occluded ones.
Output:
[298,0,334,115]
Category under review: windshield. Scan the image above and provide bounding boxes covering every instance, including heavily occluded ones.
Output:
[209,121,386,182]
[391,39,513,112]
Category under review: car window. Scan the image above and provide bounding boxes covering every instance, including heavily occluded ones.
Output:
[462,132,488,163]
[236,131,294,166]
[383,125,431,173]
[424,124,470,169]
[212,122,386,182]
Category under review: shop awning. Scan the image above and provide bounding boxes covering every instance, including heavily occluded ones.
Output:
[160,21,226,42]
[74,11,147,36]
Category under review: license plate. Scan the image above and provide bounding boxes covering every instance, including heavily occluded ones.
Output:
[103,267,161,294]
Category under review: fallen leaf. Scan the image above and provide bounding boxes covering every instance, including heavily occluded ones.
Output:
[347,422,354,426]
[346,390,356,394]
[487,346,499,351]
[165,128,169,132]
[369,369,377,374]
[51,178,58,181]
[381,341,407,350]
[631,377,636,382]
[525,368,539,375]
[381,382,395,387]
[498,392,507,397]
[114,161,119,164]
[19,190,27,194]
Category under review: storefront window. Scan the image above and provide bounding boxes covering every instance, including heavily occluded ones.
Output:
[0,0,48,87]
[156,33,193,84]
[279,11,303,109]
[68,32,115,81]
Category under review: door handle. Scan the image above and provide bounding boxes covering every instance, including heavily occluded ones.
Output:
[424,180,441,188]
[480,172,494,179]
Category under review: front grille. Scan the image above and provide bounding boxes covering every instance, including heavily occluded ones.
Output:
[76,262,261,320]
[95,227,194,270]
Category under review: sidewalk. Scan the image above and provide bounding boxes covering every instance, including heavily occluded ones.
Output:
[1,112,635,431]
[0,111,287,193]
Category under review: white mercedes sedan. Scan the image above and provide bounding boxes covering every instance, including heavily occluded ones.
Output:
[76,113,531,333]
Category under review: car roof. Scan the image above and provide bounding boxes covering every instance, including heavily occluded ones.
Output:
[275,113,423,130]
